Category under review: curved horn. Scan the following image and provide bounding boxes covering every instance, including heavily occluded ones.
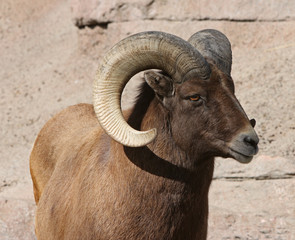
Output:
[188,29,232,75]
[93,31,210,147]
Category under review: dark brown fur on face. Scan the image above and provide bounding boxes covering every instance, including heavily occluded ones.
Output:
[30,64,258,239]
[142,64,258,163]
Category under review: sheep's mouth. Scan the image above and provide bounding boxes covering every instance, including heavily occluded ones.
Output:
[228,148,254,164]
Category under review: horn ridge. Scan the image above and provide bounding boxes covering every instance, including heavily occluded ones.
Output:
[93,31,210,147]
[188,29,232,75]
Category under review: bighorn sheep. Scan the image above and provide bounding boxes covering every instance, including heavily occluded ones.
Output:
[30,30,259,239]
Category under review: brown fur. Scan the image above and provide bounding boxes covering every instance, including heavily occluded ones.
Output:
[30,64,258,239]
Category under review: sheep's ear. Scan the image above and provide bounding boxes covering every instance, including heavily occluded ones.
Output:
[144,71,174,98]
[250,118,256,128]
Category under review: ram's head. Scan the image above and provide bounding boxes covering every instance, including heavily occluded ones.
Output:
[93,30,259,163]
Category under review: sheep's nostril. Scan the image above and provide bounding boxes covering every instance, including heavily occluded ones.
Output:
[229,131,259,160]
[244,136,256,146]
[243,135,259,154]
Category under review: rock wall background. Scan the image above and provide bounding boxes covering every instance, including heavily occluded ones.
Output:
[0,0,294,239]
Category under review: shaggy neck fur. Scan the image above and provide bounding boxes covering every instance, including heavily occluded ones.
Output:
[116,82,215,239]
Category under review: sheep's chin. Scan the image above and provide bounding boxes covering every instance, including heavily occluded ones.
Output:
[229,148,254,164]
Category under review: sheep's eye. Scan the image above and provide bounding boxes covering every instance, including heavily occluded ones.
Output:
[189,95,201,101]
